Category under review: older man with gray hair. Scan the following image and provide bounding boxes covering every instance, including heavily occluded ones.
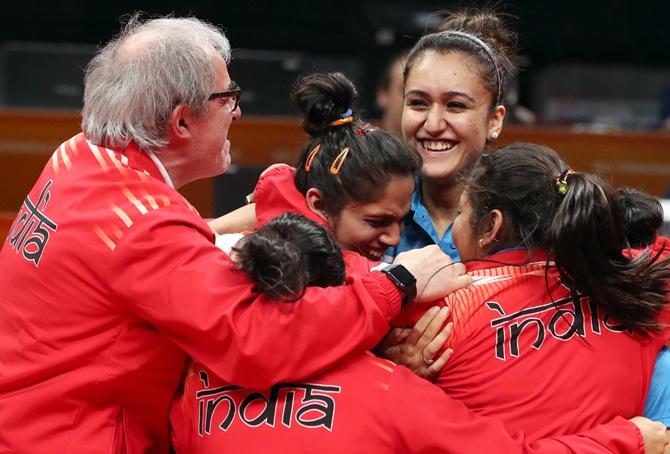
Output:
[0,15,467,452]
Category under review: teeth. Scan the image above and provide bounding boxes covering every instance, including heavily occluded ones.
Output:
[366,249,382,260]
[421,140,454,151]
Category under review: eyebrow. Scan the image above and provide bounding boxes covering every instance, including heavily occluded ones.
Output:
[366,210,407,222]
[441,90,475,102]
[405,88,475,103]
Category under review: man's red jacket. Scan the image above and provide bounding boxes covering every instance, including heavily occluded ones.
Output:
[0,135,401,452]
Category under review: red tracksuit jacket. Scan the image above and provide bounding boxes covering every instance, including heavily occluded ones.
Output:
[242,164,651,451]
[171,352,644,454]
[0,134,401,453]
[253,164,379,273]
[400,249,670,441]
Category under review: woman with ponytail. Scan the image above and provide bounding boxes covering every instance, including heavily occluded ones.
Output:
[390,143,670,441]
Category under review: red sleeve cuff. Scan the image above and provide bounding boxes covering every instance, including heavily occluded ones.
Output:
[365,270,402,321]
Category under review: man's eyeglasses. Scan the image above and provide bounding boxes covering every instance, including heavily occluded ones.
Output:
[208,81,241,112]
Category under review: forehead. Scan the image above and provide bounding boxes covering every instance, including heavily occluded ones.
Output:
[406,50,489,97]
[346,175,414,215]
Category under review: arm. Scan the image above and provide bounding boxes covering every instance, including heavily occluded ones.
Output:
[253,164,325,228]
[388,366,654,454]
[109,209,401,389]
[208,163,297,235]
[208,203,256,234]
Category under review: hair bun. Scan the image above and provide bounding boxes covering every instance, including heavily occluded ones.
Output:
[235,233,309,301]
[290,72,357,136]
[437,8,518,72]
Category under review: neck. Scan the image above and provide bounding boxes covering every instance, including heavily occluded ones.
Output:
[420,177,462,237]
[149,146,192,189]
[144,148,178,188]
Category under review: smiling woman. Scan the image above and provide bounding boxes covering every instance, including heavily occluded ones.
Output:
[386,8,517,262]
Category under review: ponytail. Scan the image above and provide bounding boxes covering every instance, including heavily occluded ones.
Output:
[466,143,670,335]
[549,172,670,334]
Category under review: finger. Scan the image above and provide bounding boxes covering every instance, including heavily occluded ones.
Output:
[425,348,453,381]
[382,328,412,349]
[448,274,473,292]
[449,262,467,276]
[395,328,413,342]
[417,306,450,351]
[406,306,440,345]
[424,321,453,359]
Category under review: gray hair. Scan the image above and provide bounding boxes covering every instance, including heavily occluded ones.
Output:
[81,15,231,151]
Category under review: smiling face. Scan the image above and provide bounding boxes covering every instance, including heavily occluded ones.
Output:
[329,175,414,261]
[401,50,504,184]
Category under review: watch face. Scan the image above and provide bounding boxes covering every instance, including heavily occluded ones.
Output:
[390,264,416,286]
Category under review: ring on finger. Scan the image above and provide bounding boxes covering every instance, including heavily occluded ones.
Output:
[420,352,434,366]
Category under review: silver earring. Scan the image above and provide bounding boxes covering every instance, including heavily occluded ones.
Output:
[491,131,499,140]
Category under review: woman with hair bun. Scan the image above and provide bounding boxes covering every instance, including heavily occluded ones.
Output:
[252,71,422,266]
[391,143,670,444]
[232,212,346,301]
[171,212,666,454]
[386,7,516,261]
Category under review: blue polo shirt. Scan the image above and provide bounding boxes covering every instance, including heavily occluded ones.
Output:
[384,179,460,262]
[645,347,670,427]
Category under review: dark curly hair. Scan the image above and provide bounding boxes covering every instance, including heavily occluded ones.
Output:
[617,187,663,248]
[233,213,345,301]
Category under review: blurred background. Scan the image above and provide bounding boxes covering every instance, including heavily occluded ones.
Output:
[4,0,670,126]
[1,0,669,235]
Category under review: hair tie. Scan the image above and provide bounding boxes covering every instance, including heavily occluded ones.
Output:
[329,108,354,126]
[442,30,503,106]
[355,123,378,136]
[555,169,575,195]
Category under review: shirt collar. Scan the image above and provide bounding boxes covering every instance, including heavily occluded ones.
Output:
[110,139,175,188]
[409,175,423,215]
[144,149,175,189]
[465,248,552,272]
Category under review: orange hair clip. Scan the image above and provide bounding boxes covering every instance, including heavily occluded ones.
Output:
[329,147,350,175]
[304,144,321,172]
[329,116,353,127]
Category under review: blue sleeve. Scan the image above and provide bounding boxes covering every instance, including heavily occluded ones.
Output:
[644,347,670,427]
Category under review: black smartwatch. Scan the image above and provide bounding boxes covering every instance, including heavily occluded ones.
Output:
[382,264,417,307]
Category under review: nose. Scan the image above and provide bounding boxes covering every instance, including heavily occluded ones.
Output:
[424,104,446,135]
[232,104,242,120]
[379,222,402,247]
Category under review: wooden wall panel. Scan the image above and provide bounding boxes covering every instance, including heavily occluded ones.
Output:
[1,109,669,243]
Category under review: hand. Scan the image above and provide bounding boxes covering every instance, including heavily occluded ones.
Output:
[377,306,453,381]
[630,417,668,454]
[208,204,257,235]
[394,245,471,302]
[259,163,292,179]
[246,164,293,204]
